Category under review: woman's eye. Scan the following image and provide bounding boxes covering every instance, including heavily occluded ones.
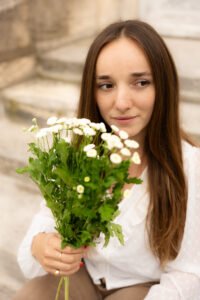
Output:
[136,80,151,87]
[97,83,113,90]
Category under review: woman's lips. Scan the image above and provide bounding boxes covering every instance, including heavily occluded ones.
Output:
[112,116,137,125]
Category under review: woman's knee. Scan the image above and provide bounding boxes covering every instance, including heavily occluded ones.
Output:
[12,274,61,300]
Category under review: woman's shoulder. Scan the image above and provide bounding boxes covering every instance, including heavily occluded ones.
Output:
[182,140,200,160]
[182,140,200,179]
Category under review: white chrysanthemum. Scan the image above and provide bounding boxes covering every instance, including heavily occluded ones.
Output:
[123,189,131,198]
[84,176,90,182]
[27,124,38,132]
[32,118,37,124]
[106,140,115,150]
[111,134,121,143]
[114,141,124,149]
[86,149,97,158]
[119,130,129,140]
[131,152,141,164]
[62,118,73,126]
[100,122,107,132]
[83,126,96,136]
[49,124,63,133]
[63,136,71,143]
[56,117,68,124]
[78,118,91,126]
[47,116,58,125]
[35,128,49,138]
[101,132,112,141]
[90,122,101,131]
[110,153,122,164]
[69,118,79,127]
[106,134,123,150]
[106,136,120,150]
[111,124,119,132]
[77,185,84,193]
[124,139,139,149]
[120,147,131,157]
[73,128,83,135]
[83,144,95,152]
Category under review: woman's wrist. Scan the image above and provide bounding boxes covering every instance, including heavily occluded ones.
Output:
[31,232,46,259]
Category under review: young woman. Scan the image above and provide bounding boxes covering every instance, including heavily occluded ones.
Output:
[13,20,200,300]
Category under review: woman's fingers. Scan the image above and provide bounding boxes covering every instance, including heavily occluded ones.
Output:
[46,233,86,256]
[46,263,80,276]
[57,251,84,264]
[31,232,87,276]
[43,249,84,271]
[46,259,82,273]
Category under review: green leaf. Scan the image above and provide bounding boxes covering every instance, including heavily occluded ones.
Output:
[111,223,124,245]
[53,167,73,186]
[98,204,115,222]
[56,140,68,164]
[16,166,29,174]
[126,177,143,184]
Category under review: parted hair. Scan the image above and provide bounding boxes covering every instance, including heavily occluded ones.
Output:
[77,20,190,265]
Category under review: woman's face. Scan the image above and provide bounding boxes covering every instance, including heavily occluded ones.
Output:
[95,37,155,145]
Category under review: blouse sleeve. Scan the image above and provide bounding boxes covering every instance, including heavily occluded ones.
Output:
[145,146,200,300]
[17,200,56,279]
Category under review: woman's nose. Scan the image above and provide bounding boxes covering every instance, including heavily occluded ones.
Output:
[114,86,132,111]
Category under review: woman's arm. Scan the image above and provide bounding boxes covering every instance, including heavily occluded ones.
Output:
[144,272,200,299]
[145,146,200,300]
[17,200,57,278]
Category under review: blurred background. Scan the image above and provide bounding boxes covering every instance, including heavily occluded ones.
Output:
[0,0,200,299]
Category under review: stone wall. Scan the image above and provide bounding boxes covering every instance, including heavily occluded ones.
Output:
[0,0,35,89]
[139,0,200,100]
[139,0,200,137]
[139,0,200,38]
[0,0,139,89]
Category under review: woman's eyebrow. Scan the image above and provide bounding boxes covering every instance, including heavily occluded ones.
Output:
[95,72,152,80]
[95,75,111,80]
[130,72,152,77]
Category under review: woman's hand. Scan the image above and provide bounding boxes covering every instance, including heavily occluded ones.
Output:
[31,232,86,276]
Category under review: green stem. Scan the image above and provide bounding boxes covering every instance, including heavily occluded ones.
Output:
[55,276,64,300]
[64,277,69,300]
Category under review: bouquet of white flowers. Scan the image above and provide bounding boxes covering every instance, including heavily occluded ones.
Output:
[17,116,142,300]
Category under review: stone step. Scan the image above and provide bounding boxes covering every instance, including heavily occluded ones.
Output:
[0,116,30,167]
[0,106,43,182]
[0,172,42,299]
[1,76,199,144]
[0,103,44,297]
[0,55,36,89]
[37,38,92,83]
[1,77,80,124]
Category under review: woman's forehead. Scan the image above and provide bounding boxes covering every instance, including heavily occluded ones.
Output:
[95,37,151,75]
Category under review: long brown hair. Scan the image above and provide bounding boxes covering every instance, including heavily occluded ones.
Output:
[77,20,190,265]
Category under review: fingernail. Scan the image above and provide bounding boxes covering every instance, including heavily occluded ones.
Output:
[80,261,84,267]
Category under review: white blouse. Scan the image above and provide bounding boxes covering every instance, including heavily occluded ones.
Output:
[17,141,200,299]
